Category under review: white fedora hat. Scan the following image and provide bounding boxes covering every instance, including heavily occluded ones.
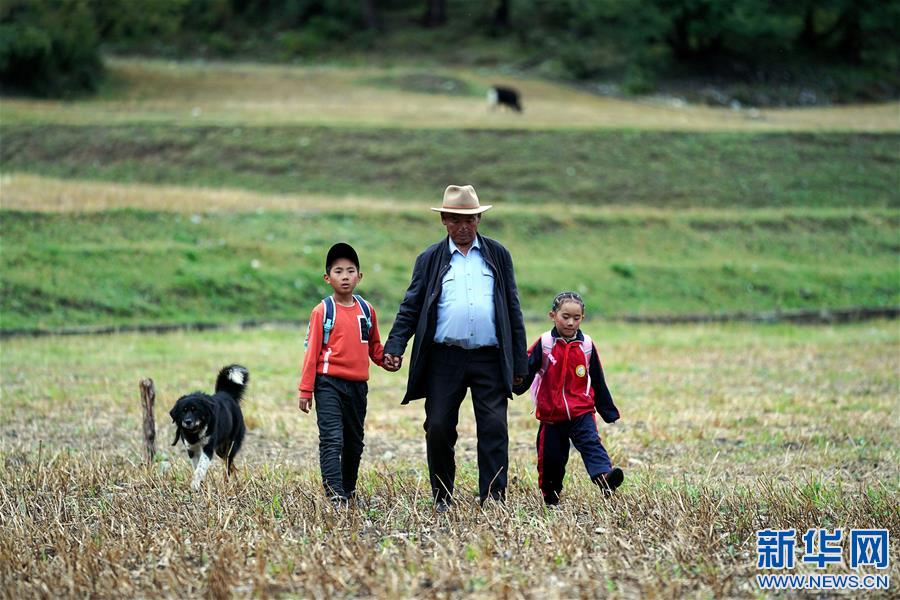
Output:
[430,184,492,215]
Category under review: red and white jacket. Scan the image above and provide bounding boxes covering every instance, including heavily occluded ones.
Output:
[515,328,620,424]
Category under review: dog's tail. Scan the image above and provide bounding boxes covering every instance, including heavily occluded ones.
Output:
[215,364,249,403]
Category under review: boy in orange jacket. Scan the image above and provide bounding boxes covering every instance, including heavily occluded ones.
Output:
[298,242,394,505]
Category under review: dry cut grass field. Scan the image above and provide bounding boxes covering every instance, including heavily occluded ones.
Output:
[1,321,897,598]
[9,172,882,221]
[2,58,898,131]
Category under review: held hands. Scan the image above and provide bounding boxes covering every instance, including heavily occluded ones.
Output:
[382,353,403,372]
[298,392,312,413]
[511,375,528,395]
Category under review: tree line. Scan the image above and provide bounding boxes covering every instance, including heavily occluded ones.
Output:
[2,0,897,98]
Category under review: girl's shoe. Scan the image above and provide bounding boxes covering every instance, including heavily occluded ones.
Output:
[595,467,624,496]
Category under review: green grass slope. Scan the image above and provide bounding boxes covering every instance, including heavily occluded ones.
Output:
[2,207,896,330]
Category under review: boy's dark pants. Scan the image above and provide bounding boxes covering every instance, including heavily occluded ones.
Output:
[424,344,508,503]
[314,374,367,499]
[537,412,612,505]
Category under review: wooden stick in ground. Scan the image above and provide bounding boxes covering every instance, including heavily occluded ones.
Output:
[139,379,157,465]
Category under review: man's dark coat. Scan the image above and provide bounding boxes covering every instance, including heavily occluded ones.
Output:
[385,234,528,403]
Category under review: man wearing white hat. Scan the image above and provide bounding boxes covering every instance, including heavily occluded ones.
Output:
[384,184,528,510]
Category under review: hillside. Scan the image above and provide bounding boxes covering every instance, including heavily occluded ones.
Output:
[1,60,897,332]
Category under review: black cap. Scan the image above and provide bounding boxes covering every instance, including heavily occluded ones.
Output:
[325,242,360,273]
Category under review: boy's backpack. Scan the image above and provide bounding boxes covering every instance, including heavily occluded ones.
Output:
[529,331,593,410]
[304,294,372,350]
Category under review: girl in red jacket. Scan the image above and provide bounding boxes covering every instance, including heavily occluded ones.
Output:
[515,291,624,506]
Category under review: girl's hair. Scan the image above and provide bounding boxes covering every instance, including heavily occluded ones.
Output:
[551,291,585,313]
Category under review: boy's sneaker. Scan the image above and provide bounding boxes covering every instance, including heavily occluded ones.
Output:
[479,496,506,510]
[329,494,349,510]
[435,498,453,514]
[346,490,368,510]
[595,467,624,497]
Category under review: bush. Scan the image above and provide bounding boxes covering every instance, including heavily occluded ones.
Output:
[622,67,656,95]
[0,0,103,98]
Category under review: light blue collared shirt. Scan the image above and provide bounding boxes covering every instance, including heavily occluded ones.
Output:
[434,237,498,349]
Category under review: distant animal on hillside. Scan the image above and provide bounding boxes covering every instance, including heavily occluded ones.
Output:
[488,85,523,112]
[170,364,248,490]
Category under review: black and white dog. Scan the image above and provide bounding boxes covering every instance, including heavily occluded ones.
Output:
[488,85,523,112]
[170,364,248,491]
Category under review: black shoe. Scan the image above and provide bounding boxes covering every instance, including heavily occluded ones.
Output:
[329,494,349,510]
[480,496,506,510]
[479,490,506,506]
[595,468,624,496]
[345,490,362,507]
[435,499,452,514]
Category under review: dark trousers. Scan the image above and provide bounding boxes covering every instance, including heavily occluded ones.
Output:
[314,374,367,499]
[424,344,508,503]
[536,412,612,505]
